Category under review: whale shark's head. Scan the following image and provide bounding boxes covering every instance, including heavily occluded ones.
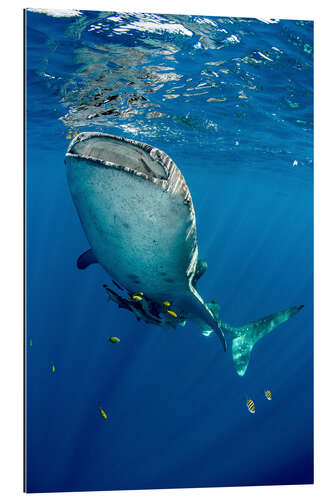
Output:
[66,132,170,182]
[66,132,194,214]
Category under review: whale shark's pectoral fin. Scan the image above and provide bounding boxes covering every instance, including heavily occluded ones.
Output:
[222,305,304,376]
[77,249,98,270]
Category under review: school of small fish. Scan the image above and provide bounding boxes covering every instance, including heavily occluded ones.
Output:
[38,270,274,420]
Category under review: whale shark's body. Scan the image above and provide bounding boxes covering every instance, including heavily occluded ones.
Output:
[66,132,303,376]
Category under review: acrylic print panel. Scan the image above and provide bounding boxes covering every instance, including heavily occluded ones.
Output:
[24,7,313,493]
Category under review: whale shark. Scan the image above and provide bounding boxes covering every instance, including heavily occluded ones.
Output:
[65,132,303,376]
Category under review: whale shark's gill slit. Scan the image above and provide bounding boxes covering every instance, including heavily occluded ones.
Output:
[69,134,168,180]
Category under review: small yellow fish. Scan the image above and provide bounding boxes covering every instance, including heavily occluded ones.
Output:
[51,363,55,374]
[167,310,177,318]
[264,390,272,401]
[132,294,143,301]
[99,408,107,419]
[66,134,72,140]
[29,339,32,347]
[108,336,120,344]
[162,301,171,306]
[246,399,255,414]
[136,292,144,296]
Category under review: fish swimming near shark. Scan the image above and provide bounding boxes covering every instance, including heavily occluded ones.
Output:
[65,132,303,376]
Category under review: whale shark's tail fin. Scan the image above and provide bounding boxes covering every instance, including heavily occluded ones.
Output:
[221,305,304,376]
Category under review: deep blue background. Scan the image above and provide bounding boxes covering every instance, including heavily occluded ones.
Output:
[25,10,313,493]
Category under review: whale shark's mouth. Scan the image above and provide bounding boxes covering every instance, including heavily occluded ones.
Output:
[67,132,168,181]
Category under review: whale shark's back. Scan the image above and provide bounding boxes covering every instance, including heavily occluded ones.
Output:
[66,133,198,300]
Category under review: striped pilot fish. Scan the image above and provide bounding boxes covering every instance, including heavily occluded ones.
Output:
[246,399,256,414]
[264,390,272,400]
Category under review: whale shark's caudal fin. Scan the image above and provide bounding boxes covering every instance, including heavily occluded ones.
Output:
[202,302,303,376]
[221,305,304,376]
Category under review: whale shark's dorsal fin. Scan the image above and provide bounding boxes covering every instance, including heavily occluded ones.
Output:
[192,259,208,287]
[77,249,98,270]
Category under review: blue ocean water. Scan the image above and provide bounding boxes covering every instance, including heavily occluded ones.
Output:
[25,9,313,493]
